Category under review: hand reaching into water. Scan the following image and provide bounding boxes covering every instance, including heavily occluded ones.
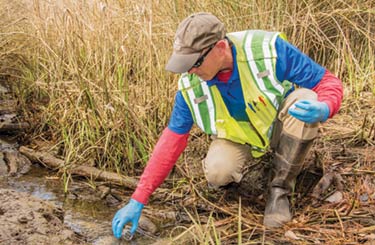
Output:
[112,198,144,239]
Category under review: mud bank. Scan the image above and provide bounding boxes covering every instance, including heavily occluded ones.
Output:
[0,149,157,245]
[1,82,80,244]
[0,83,104,244]
[0,188,84,244]
[0,80,86,244]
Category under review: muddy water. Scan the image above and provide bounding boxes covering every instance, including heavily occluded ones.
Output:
[0,137,157,245]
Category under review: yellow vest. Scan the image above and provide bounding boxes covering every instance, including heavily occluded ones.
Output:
[178,30,291,157]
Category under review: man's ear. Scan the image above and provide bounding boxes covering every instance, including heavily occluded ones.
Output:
[215,39,228,54]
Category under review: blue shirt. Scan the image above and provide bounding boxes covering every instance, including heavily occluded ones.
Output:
[168,36,326,134]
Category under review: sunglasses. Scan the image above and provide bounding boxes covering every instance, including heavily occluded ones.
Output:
[191,45,215,69]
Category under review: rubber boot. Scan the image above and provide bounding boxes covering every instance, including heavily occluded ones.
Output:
[263,132,314,228]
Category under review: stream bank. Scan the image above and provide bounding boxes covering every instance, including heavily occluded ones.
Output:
[0,81,159,244]
[0,137,159,245]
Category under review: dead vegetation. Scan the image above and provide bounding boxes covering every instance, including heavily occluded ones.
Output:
[145,95,374,244]
[0,0,374,244]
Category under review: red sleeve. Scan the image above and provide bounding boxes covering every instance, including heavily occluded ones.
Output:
[131,127,189,204]
[312,70,343,118]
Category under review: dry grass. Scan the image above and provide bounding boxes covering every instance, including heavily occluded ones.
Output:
[1,0,374,244]
[149,95,375,244]
[1,0,374,170]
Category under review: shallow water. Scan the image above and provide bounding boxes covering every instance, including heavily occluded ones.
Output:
[0,137,157,245]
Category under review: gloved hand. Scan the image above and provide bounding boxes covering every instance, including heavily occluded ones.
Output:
[112,198,144,239]
[288,100,329,124]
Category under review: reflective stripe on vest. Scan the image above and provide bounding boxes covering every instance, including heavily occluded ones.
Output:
[179,75,217,135]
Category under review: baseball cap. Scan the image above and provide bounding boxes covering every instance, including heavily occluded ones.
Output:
[165,12,226,73]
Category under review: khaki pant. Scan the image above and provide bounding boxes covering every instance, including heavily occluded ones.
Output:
[203,88,319,188]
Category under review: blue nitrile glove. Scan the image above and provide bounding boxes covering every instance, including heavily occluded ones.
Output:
[288,100,329,124]
[112,198,144,239]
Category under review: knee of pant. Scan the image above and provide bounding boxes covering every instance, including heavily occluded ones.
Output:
[205,168,231,188]
[203,138,250,188]
[278,88,318,121]
[204,158,241,188]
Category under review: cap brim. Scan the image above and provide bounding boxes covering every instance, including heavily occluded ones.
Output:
[165,52,201,73]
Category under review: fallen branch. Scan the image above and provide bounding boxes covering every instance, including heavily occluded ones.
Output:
[19,146,138,189]
[19,146,62,168]
[18,146,185,201]
[0,121,29,132]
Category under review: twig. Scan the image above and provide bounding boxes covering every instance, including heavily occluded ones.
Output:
[221,227,258,241]
[345,193,357,216]
[261,227,266,245]
[171,225,197,243]
[341,170,375,176]
[356,225,375,233]
[353,169,375,175]
[334,209,345,239]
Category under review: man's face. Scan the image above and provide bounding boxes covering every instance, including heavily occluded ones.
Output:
[188,45,221,81]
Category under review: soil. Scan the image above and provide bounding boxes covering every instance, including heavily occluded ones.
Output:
[0,188,84,245]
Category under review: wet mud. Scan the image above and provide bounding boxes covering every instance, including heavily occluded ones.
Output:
[0,154,159,245]
[0,188,83,244]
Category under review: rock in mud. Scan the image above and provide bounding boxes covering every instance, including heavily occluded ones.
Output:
[139,215,158,235]
[0,189,85,244]
[3,150,32,176]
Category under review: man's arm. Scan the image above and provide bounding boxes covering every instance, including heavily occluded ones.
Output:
[275,37,343,119]
[132,91,194,203]
[112,92,194,238]
[132,127,189,204]
[312,70,343,118]
[113,131,188,239]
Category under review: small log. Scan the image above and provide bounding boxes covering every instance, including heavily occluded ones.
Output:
[19,146,138,189]
[0,115,29,132]
[19,146,185,201]
[0,122,29,132]
[19,146,62,168]
[70,165,138,189]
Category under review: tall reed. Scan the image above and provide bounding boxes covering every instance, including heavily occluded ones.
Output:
[0,0,374,175]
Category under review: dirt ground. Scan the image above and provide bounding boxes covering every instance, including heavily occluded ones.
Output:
[0,188,84,245]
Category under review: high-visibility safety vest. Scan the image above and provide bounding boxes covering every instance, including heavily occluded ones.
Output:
[178,30,291,157]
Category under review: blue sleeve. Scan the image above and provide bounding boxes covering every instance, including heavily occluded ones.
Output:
[275,37,325,89]
[167,91,194,134]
